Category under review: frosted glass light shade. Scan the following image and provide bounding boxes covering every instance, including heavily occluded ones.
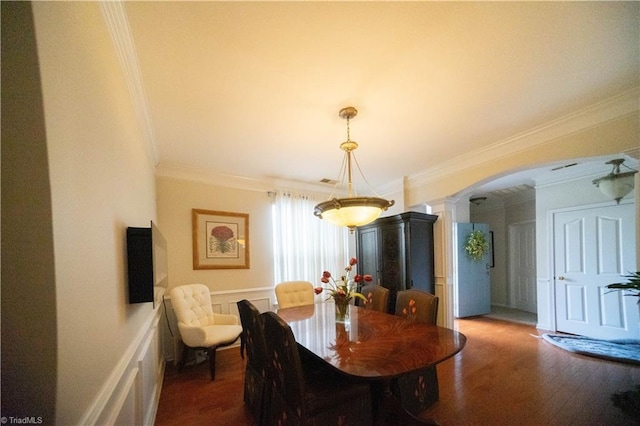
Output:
[314,197,394,230]
[595,174,635,204]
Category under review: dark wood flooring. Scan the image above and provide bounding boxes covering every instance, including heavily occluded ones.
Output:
[155,317,639,425]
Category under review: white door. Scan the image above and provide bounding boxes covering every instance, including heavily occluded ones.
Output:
[454,223,491,318]
[509,221,536,313]
[554,203,638,340]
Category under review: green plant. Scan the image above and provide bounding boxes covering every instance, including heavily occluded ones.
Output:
[606,271,640,304]
[464,230,489,262]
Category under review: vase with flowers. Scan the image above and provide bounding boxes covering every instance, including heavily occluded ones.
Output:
[315,257,371,322]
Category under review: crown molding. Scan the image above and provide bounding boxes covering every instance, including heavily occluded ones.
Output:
[406,87,640,190]
[101,1,158,167]
[155,162,345,196]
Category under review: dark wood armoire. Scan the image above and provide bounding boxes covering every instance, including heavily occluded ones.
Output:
[355,211,438,312]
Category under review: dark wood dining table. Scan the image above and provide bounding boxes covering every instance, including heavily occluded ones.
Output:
[276,302,466,380]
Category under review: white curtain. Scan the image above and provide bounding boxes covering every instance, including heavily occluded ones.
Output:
[272,192,349,286]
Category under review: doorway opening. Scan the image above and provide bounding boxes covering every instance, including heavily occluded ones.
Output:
[469,187,538,325]
[451,154,637,331]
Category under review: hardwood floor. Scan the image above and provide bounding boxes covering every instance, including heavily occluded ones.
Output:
[155,317,639,425]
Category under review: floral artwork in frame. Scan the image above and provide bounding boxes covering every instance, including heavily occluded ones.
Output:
[192,209,249,269]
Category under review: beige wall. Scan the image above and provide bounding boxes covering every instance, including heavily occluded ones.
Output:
[2,3,57,421]
[25,3,157,423]
[156,176,275,292]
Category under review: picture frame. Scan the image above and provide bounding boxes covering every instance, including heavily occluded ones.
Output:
[489,231,495,268]
[192,209,250,269]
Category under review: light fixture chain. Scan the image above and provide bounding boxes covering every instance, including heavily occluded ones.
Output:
[346,116,351,142]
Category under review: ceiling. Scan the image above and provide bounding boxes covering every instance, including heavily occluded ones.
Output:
[118,2,639,197]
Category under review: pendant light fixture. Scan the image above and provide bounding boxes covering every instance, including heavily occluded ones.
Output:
[314,106,394,232]
[592,158,637,204]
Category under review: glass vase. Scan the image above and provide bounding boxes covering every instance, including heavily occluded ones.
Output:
[335,300,350,323]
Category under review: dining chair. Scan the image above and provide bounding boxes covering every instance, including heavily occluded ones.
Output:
[261,311,372,425]
[392,289,440,416]
[237,300,270,425]
[394,289,439,325]
[274,280,315,308]
[357,283,390,313]
[169,284,243,380]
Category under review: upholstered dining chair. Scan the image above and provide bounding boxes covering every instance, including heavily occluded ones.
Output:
[261,311,372,425]
[357,283,390,313]
[169,284,243,380]
[275,280,315,309]
[237,300,270,425]
[392,289,440,416]
[394,289,439,325]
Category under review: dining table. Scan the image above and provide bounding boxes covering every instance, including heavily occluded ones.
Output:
[276,301,467,420]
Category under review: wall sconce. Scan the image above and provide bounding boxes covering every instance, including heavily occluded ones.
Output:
[592,159,637,204]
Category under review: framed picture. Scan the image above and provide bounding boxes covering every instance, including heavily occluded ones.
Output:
[192,209,249,269]
[489,231,495,268]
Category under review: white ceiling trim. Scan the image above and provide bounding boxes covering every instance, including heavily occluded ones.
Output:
[156,162,350,196]
[406,87,640,190]
[101,1,158,166]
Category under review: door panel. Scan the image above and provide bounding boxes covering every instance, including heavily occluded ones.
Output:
[379,223,406,310]
[454,223,490,318]
[358,227,379,286]
[509,221,536,313]
[554,203,637,339]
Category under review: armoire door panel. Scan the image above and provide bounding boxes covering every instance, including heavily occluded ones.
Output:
[356,212,438,313]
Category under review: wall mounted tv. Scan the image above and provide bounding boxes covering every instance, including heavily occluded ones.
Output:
[126,221,168,306]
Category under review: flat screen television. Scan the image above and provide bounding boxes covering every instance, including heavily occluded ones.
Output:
[126,221,168,306]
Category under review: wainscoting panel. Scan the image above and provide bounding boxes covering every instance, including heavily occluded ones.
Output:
[82,289,166,426]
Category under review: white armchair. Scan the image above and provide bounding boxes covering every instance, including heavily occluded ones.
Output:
[275,280,315,309]
[169,284,242,380]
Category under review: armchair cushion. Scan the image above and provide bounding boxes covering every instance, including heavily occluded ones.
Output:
[177,323,243,348]
[275,281,315,309]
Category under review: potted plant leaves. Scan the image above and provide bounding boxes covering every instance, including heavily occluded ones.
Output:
[606,271,640,304]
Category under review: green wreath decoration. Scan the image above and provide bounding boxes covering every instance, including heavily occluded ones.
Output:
[464,230,489,262]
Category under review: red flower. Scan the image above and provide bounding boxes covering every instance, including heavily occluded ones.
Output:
[354,274,373,283]
[211,226,234,241]
[318,258,368,305]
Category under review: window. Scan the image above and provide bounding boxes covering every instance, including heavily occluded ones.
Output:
[272,192,349,285]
